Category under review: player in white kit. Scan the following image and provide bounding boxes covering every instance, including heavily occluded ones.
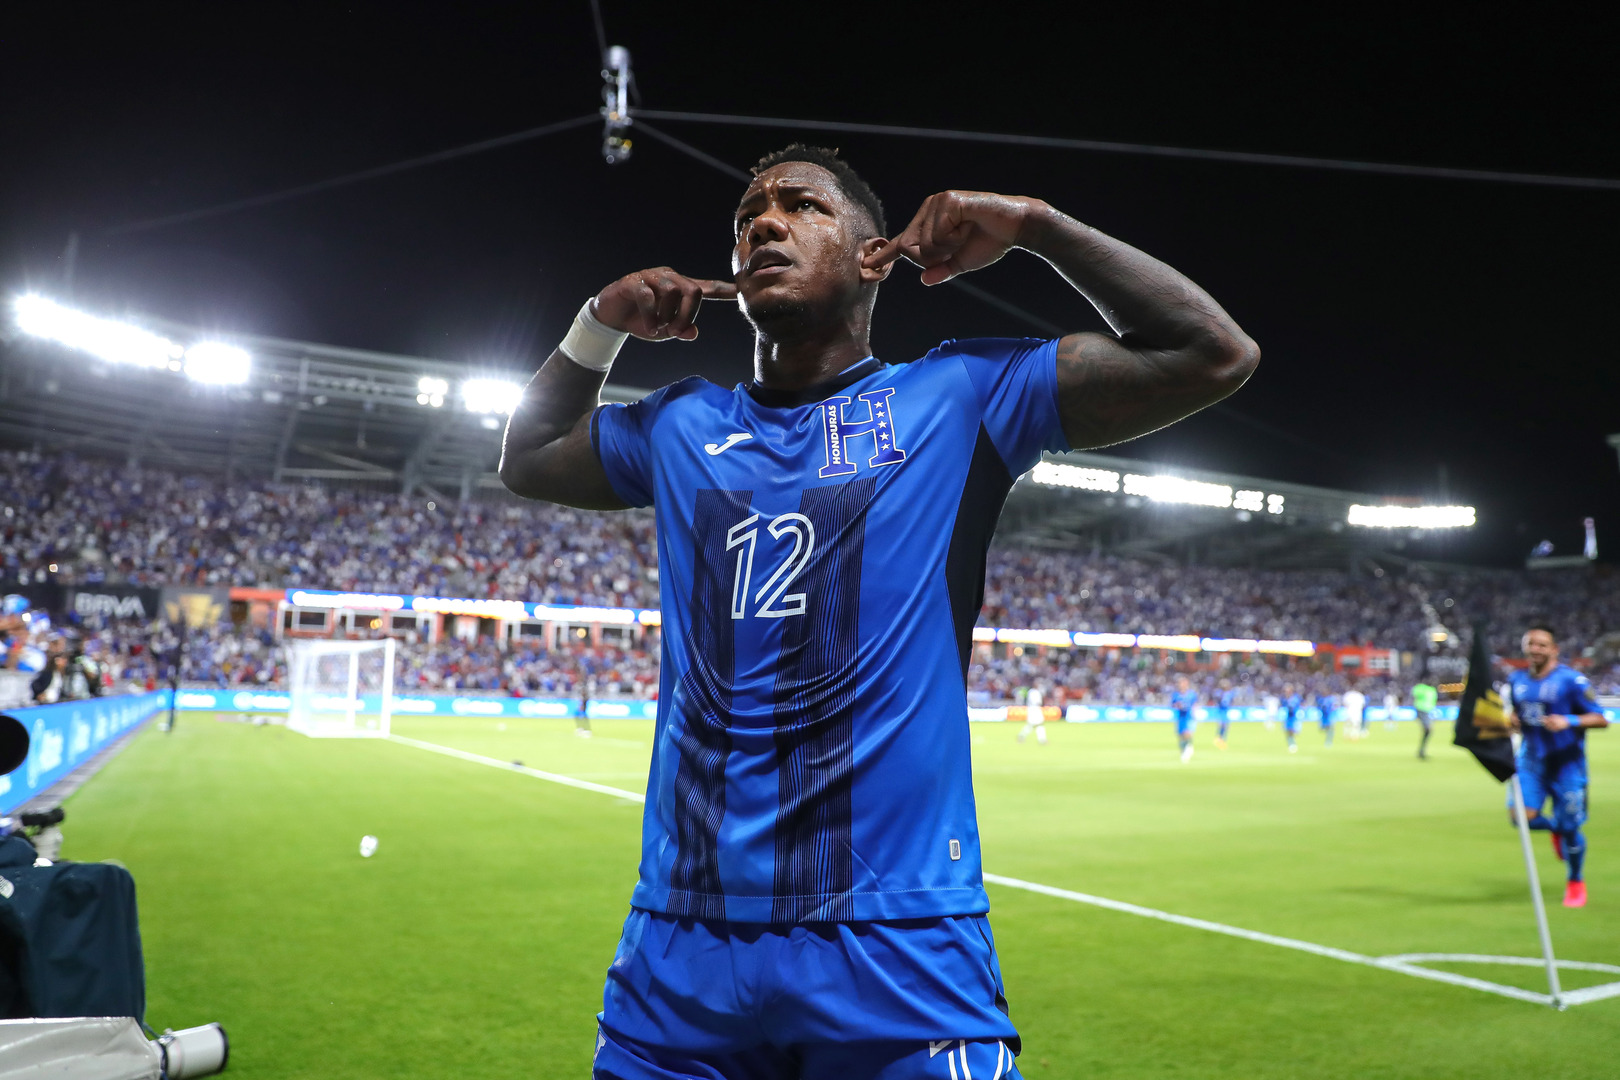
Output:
[1018,684,1048,744]
[1342,684,1367,740]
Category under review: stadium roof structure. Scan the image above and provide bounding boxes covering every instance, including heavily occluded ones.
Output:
[998,451,1457,571]
[0,312,643,504]
[1,309,1467,570]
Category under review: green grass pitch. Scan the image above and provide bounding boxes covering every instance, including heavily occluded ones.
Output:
[59,713,1620,1077]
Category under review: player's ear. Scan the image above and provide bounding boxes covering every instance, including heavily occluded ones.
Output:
[860,236,894,284]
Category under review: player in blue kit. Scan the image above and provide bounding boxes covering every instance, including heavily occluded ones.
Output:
[1171,677,1199,762]
[1215,680,1237,749]
[1507,625,1608,908]
[1316,691,1337,747]
[1282,685,1303,753]
[499,144,1259,1079]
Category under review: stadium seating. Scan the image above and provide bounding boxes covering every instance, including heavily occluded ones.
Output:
[5,451,1617,703]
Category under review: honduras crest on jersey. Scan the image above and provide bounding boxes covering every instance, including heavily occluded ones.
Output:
[592,338,1068,922]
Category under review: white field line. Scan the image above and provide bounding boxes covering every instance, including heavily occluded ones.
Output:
[985,873,1620,1008]
[386,734,1615,1008]
[386,734,645,802]
[1383,954,1620,1007]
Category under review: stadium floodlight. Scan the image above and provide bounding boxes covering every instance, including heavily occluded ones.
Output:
[1233,489,1264,512]
[1201,637,1261,652]
[995,627,1075,647]
[1122,473,1233,508]
[288,590,407,610]
[1072,632,1138,648]
[12,293,183,369]
[1347,504,1476,529]
[1258,640,1316,657]
[183,341,252,385]
[1266,493,1285,515]
[1136,633,1203,652]
[1031,461,1120,492]
[461,377,524,415]
[417,376,448,407]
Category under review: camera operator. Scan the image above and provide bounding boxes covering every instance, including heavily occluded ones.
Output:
[29,635,102,704]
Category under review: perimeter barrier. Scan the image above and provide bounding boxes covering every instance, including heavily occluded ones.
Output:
[0,690,168,814]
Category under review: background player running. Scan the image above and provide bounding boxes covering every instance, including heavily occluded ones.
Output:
[500,144,1258,1078]
[1341,682,1366,741]
[1412,680,1438,759]
[1171,676,1198,762]
[1282,684,1303,753]
[1017,682,1048,745]
[1316,690,1337,747]
[1507,624,1608,909]
[1215,680,1236,749]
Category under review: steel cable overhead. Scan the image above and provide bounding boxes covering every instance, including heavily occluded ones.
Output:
[630,109,1620,192]
[106,114,600,235]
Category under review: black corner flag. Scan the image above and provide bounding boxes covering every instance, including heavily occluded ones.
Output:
[1453,623,1515,782]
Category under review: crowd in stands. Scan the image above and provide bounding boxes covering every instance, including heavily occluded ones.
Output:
[1,450,658,609]
[5,451,1619,705]
[2,618,658,699]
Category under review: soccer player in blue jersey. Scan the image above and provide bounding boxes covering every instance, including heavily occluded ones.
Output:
[1282,684,1303,753]
[1171,676,1199,762]
[1215,680,1237,749]
[499,144,1259,1079]
[1507,624,1608,909]
[1316,691,1337,747]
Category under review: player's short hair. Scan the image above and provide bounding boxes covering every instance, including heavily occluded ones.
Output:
[751,144,887,239]
[1526,622,1557,641]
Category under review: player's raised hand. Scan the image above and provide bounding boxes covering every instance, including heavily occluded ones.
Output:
[593,268,738,341]
[864,191,1041,286]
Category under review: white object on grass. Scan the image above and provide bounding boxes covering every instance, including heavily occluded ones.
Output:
[360,835,379,858]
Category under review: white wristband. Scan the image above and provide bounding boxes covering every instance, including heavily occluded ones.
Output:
[559,298,628,372]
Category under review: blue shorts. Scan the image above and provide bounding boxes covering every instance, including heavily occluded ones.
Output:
[595,909,1021,1080]
[1283,715,1300,733]
[1175,713,1195,736]
[1510,753,1588,831]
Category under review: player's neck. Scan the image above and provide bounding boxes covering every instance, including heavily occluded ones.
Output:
[751,325,873,392]
[1530,658,1556,679]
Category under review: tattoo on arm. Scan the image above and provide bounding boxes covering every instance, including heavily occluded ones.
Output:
[1021,204,1261,449]
[498,350,627,509]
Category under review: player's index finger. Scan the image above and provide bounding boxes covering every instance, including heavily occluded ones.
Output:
[864,238,909,268]
[697,279,739,300]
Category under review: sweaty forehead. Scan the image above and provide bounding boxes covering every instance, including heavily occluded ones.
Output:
[737,162,843,209]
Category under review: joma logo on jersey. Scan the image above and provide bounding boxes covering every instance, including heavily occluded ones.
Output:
[817,388,907,478]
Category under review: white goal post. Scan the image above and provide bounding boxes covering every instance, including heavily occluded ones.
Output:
[286,638,396,738]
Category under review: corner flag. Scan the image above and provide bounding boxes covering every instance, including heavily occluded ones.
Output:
[1453,623,1515,782]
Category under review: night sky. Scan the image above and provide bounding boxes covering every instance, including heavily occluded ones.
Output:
[4,6,1616,566]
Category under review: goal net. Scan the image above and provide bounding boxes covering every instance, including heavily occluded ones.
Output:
[287,638,396,738]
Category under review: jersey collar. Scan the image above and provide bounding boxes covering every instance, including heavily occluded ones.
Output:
[745,357,884,408]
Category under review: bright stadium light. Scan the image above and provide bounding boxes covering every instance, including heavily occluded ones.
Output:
[1233,489,1264,512]
[1122,473,1233,508]
[12,293,182,369]
[1266,493,1285,515]
[183,341,252,385]
[1347,504,1476,529]
[417,376,447,407]
[1031,462,1120,492]
[461,377,523,415]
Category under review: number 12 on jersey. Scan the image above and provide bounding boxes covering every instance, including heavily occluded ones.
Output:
[726,512,815,619]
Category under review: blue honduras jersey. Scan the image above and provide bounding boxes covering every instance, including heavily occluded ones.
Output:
[592,338,1068,922]
[1171,689,1197,716]
[1511,663,1598,761]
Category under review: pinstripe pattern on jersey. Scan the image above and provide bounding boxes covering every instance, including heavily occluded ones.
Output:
[667,487,750,919]
[769,477,876,922]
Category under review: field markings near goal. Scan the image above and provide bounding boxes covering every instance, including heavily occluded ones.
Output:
[385,734,1619,1009]
[386,734,646,802]
[984,873,1620,1008]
